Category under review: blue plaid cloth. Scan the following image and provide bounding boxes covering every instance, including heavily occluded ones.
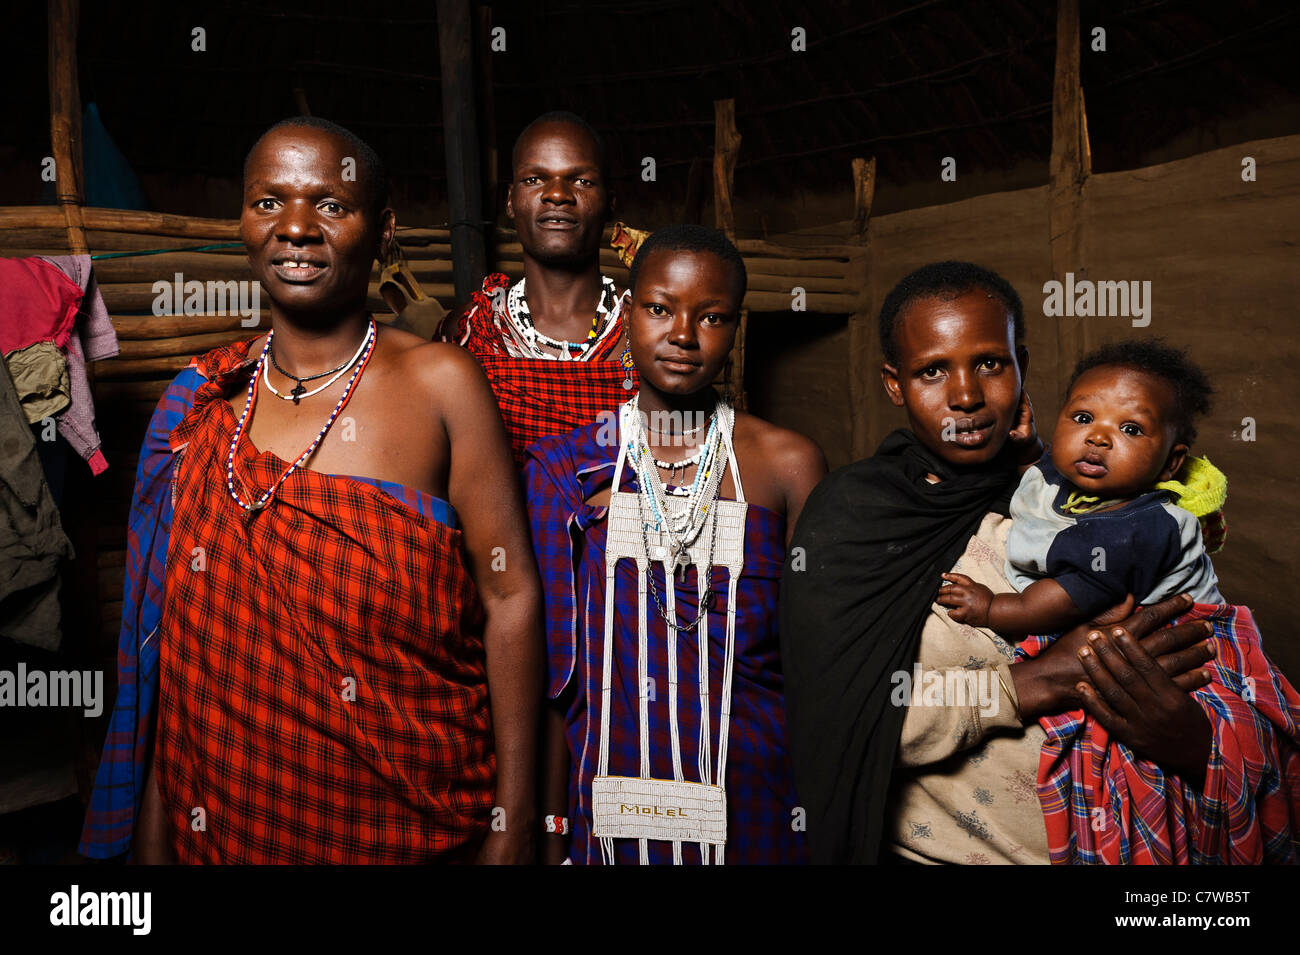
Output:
[80,366,204,858]
[524,420,808,864]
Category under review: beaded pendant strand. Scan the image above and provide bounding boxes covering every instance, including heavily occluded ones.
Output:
[626,393,731,581]
[620,339,636,390]
[226,318,377,520]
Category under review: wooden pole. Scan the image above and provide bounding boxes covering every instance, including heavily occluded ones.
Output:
[1049,0,1092,397]
[712,99,746,408]
[683,156,707,225]
[476,4,499,233]
[436,0,487,303]
[847,158,877,461]
[712,99,740,239]
[0,205,242,236]
[48,0,100,804]
[292,82,312,116]
[851,157,877,241]
[47,0,86,255]
[728,308,749,411]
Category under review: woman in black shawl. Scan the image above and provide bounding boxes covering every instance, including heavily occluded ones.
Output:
[780,262,1217,864]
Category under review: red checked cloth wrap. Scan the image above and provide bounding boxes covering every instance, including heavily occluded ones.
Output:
[155,339,495,863]
[445,273,637,466]
[1020,603,1300,864]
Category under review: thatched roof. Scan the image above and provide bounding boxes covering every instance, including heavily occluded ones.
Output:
[3,0,1298,215]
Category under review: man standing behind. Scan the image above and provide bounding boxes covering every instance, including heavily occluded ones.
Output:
[442,111,635,465]
[82,117,542,864]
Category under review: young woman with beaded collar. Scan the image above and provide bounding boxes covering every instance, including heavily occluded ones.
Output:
[524,224,827,865]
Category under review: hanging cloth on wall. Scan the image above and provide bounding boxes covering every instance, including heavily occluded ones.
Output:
[0,255,119,475]
[0,359,75,652]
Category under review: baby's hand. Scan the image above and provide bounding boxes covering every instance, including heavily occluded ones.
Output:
[937,573,995,626]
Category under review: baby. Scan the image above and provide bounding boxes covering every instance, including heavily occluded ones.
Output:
[938,339,1225,636]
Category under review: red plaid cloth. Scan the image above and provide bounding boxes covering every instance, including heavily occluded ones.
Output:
[155,338,495,863]
[1201,508,1228,554]
[1020,603,1300,864]
[445,273,637,465]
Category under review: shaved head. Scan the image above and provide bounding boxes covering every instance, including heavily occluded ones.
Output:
[511,110,608,182]
[245,116,388,217]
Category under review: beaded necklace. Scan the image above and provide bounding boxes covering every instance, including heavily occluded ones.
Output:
[626,393,731,582]
[639,500,720,631]
[653,449,702,490]
[226,318,377,520]
[506,276,619,360]
[263,322,373,404]
[648,417,706,437]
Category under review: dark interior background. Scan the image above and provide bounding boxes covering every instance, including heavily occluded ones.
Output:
[1,0,1298,864]
[3,0,1298,227]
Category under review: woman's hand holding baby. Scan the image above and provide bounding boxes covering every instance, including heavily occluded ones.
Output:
[1009,593,1215,736]
[1074,619,1214,787]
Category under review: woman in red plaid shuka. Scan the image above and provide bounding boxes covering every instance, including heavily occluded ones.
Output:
[119,118,544,864]
[157,340,497,863]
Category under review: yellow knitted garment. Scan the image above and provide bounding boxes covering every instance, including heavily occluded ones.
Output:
[1155,455,1228,518]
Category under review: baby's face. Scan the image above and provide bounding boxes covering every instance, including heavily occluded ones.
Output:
[1050,365,1185,498]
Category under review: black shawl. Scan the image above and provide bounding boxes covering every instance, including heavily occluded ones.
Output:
[779,429,1019,864]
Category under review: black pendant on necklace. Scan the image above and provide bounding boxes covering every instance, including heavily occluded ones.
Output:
[289,381,306,404]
